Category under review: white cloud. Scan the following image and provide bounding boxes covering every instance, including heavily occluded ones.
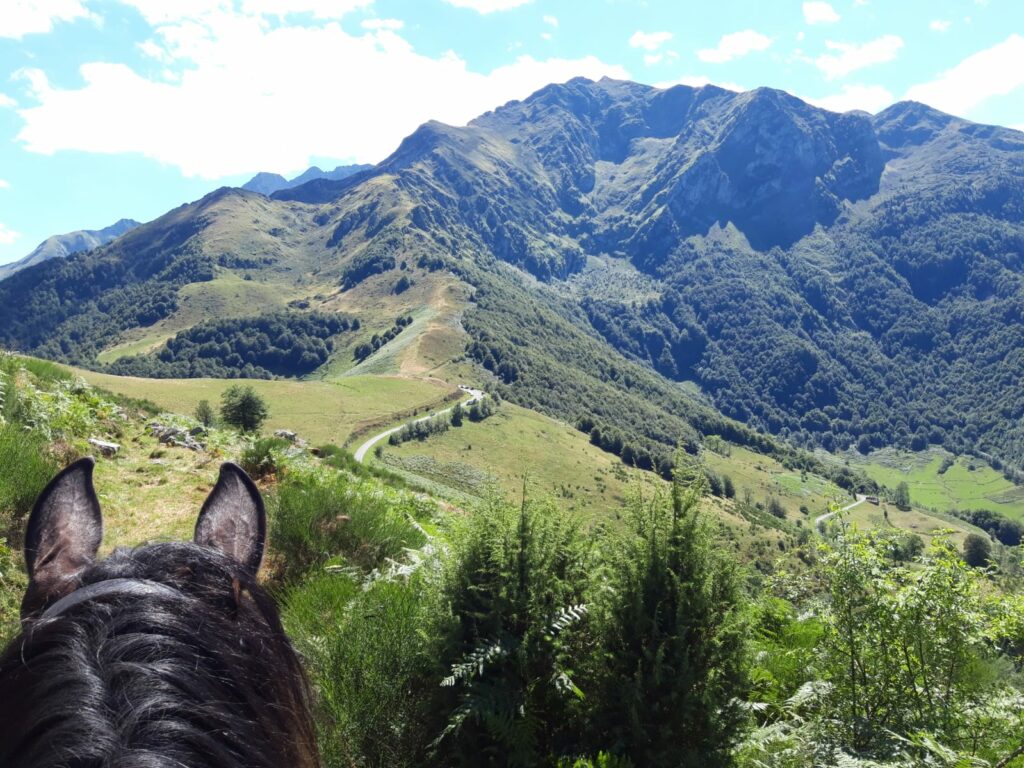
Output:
[540,31,551,41]
[697,30,772,63]
[241,0,373,18]
[905,34,1024,116]
[542,14,557,27]
[629,30,673,52]
[815,34,903,79]
[361,18,403,30]
[442,0,532,13]
[929,19,951,32]
[0,0,92,39]
[0,179,9,189]
[0,93,16,108]
[807,83,894,113]
[643,53,662,66]
[803,2,840,25]
[0,223,20,246]
[15,9,629,178]
[654,74,744,92]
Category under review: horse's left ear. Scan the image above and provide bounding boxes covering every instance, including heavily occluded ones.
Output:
[22,457,103,616]
[194,462,266,575]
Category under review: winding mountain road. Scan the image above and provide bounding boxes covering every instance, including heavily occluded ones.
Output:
[353,386,485,463]
[815,494,867,531]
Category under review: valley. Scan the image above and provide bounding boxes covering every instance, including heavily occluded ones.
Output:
[2,73,1023,767]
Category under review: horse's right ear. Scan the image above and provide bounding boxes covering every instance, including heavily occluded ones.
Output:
[22,457,103,617]
[194,462,266,575]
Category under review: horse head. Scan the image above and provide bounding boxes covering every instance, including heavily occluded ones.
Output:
[0,458,320,768]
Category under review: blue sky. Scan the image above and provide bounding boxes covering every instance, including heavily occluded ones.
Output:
[0,0,1022,266]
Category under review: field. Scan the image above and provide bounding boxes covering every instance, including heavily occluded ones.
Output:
[73,368,457,448]
[380,401,664,520]
[840,447,1024,522]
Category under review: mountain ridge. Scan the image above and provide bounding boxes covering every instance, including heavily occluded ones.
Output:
[0,218,141,282]
[242,163,374,196]
[3,77,1024,470]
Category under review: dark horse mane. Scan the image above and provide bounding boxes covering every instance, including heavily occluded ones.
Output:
[0,458,320,768]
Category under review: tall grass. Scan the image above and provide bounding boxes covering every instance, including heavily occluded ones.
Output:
[284,573,443,768]
[268,469,429,580]
[0,424,57,542]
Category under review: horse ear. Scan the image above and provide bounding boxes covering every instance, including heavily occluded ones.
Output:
[22,457,103,616]
[194,462,266,574]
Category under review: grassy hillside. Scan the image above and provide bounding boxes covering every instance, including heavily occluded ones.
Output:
[380,401,663,520]
[75,368,457,447]
[841,447,1024,521]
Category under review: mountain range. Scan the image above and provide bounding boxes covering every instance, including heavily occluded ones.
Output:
[0,218,140,281]
[241,164,374,196]
[2,77,1023,469]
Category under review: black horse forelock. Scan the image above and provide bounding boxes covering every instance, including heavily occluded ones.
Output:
[0,541,320,768]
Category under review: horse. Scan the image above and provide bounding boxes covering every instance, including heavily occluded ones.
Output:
[0,457,321,768]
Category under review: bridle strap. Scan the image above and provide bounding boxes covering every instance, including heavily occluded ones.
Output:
[41,578,182,620]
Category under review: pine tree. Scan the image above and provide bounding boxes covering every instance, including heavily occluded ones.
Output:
[584,462,749,766]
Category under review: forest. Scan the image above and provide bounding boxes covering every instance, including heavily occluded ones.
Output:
[105,311,358,379]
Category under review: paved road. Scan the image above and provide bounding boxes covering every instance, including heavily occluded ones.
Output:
[353,386,485,463]
[815,494,867,531]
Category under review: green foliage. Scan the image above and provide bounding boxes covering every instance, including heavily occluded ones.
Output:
[820,530,1016,759]
[341,247,397,290]
[431,494,590,767]
[108,311,355,379]
[963,533,993,568]
[284,572,443,768]
[556,753,634,768]
[0,537,27,646]
[239,436,291,480]
[954,509,1023,546]
[450,402,464,427]
[268,469,429,580]
[466,396,496,423]
[354,315,413,361]
[0,245,213,363]
[581,471,750,766]
[194,399,215,427]
[0,424,57,540]
[389,413,451,446]
[219,384,269,433]
[740,530,1024,767]
[893,481,911,510]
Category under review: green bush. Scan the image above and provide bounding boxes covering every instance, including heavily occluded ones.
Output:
[430,495,590,767]
[581,475,749,766]
[268,470,428,580]
[220,384,269,433]
[284,573,443,768]
[239,436,291,480]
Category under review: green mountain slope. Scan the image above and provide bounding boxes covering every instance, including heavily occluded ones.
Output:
[3,77,1024,473]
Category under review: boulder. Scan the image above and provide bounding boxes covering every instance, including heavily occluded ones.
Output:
[88,438,120,457]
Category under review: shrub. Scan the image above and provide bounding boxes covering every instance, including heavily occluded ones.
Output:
[239,436,291,480]
[582,471,749,766]
[268,470,427,580]
[284,573,443,768]
[963,533,992,568]
[220,384,269,433]
[194,399,215,427]
[431,495,590,766]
